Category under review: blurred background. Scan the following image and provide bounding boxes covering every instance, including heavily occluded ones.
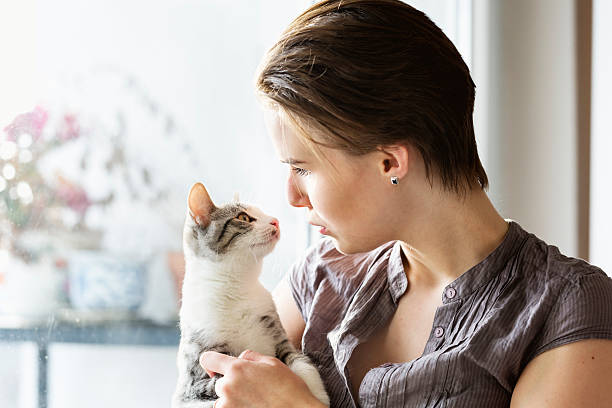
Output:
[0,0,609,407]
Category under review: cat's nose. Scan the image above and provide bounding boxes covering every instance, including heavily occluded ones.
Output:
[270,218,279,231]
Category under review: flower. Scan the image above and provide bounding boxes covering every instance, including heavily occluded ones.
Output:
[55,175,91,216]
[3,106,49,142]
[1,70,201,265]
[1,106,92,262]
[56,114,80,141]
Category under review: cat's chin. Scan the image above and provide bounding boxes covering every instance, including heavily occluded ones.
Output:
[249,234,280,255]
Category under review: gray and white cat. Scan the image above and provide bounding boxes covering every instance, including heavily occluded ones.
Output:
[171,182,329,408]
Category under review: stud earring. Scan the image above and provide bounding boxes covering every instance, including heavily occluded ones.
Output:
[390,176,399,185]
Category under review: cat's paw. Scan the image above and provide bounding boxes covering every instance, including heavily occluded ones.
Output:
[289,359,330,406]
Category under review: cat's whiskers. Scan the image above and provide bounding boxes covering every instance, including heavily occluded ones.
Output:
[175,184,329,407]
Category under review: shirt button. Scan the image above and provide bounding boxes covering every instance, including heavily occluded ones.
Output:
[445,287,457,299]
[434,326,445,338]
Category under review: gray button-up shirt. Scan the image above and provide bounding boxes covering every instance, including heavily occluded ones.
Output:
[288,220,612,407]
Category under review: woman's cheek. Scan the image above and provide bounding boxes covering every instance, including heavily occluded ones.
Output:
[313,182,343,222]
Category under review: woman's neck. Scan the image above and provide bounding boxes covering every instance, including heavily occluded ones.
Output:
[398,187,509,289]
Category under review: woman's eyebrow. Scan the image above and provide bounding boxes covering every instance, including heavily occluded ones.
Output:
[280,158,307,165]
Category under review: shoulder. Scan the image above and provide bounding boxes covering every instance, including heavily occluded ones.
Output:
[514,228,611,304]
[508,224,612,362]
[520,230,608,284]
[453,222,612,394]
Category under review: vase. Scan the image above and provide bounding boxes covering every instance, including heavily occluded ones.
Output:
[66,250,147,313]
[0,254,64,320]
[16,228,103,257]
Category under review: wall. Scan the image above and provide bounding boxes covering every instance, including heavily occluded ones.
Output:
[476,0,582,259]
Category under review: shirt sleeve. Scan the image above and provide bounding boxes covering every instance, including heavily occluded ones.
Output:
[287,237,335,324]
[529,269,612,361]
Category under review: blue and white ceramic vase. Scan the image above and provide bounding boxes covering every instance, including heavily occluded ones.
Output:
[67,251,146,312]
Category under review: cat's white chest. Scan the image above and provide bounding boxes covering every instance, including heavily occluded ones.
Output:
[179,274,278,356]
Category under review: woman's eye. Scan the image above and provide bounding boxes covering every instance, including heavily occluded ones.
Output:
[237,213,251,222]
[291,167,311,177]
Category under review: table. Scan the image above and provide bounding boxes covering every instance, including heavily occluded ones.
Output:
[0,314,180,408]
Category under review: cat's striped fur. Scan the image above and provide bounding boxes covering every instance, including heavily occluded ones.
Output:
[171,183,329,407]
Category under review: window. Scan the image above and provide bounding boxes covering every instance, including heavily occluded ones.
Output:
[0,1,474,407]
[590,0,612,276]
[0,2,313,407]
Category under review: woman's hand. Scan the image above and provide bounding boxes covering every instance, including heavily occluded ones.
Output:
[200,349,325,408]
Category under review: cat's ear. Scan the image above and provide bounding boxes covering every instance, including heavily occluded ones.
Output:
[232,192,240,203]
[188,182,215,228]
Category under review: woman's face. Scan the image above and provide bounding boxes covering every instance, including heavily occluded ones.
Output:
[264,108,399,254]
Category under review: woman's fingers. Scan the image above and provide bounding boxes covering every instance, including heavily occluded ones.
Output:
[201,350,316,407]
[214,376,226,398]
[198,349,320,407]
[238,349,268,362]
[200,351,237,377]
[202,349,275,377]
[239,349,282,368]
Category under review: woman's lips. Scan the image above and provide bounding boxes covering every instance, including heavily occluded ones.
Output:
[309,222,329,235]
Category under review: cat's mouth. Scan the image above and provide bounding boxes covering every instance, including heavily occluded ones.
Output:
[252,230,280,247]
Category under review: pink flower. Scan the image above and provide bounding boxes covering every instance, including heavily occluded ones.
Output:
[56,113,80,141]
[55,176,91,216]
[3,106,49,142]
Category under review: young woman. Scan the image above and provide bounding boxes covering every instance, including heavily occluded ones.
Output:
[199,1,612,406]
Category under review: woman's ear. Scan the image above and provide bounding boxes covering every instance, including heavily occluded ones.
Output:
[376,144,410,180]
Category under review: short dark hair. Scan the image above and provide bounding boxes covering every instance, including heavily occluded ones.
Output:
[255,0,488,196]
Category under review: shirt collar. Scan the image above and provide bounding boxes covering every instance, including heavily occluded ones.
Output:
[386,219,529,304]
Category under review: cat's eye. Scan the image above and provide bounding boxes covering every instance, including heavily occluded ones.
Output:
[236,213,252,222]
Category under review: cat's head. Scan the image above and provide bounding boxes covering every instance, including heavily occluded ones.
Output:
[183,182,280,263]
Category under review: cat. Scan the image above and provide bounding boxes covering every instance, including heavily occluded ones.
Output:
[171,182,330,408]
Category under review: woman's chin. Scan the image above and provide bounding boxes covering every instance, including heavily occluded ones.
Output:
[332,236,388,255]
[330,237,357,255]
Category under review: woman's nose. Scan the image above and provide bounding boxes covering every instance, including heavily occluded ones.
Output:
[287,175,311,208]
